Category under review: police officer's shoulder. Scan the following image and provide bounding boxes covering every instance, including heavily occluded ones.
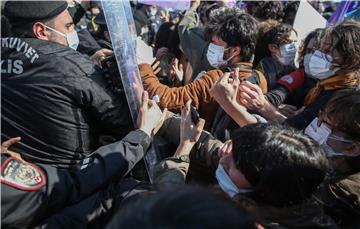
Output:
[1,155,46,191]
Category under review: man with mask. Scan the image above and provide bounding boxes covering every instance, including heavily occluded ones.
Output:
[1,1,133,169]
[154,122,336,228]
[177,0,235,82]
[140,7,267,132]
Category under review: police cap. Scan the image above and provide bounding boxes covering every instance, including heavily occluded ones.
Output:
[4,1,68,26]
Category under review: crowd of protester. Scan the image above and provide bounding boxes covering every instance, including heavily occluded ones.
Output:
[1,0,360,228]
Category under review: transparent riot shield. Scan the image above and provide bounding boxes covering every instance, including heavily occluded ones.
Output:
[101,0,161,183]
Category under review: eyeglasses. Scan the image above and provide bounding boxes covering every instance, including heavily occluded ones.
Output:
[318,110,354,144]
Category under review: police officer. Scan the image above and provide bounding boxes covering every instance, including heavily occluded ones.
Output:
[92,11,113,50]
[1,92,166,228]
[1,1,133,168]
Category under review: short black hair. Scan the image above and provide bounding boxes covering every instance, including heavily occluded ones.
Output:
[248,1,285,22]
[205,7,259,62]
[232,123,328,208]
[106,187,257,229]
[283,1,300,25]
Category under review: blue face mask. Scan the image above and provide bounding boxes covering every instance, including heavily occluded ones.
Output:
[306,50,339,79]
[215,164,251,198]
[278,42,297,66]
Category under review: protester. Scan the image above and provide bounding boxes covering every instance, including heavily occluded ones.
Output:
[140,7,267,131]
[106,187,258,229]
[264,28,325,109]
[237,20,360,130]
[177,0,213,81]
[153,122,336,228]
[306,91,360,227]
[245,1,285,22]
[283,1,300,25]
[254,23,298,90]
[154,21,187,86]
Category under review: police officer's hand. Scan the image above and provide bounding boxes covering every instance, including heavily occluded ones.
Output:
[175,100,205,157]
[1,137,23,161]
[138,91,167,137]
[90,48,113,66]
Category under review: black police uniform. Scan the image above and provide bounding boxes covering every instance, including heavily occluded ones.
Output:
[1,37,133,168]
[1,129,150,228]
[2,1,133,169]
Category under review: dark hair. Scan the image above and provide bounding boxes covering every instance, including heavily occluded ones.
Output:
[106,187,257,229]
[254,23,296,66]
[247,1,285,22]
[323,90,360,142]
[297,28,325,66]
[324,20,360,74]
[231,123,328,208]
[199,2,224,25]
[154,22,181,59]
[205,7,259,62]
[283,1,300,25]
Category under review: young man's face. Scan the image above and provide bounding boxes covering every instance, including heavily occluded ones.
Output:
[211,35,239,64]
[219,154,252,189]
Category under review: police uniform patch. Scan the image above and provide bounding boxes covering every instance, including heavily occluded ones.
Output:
[1,157,46,190]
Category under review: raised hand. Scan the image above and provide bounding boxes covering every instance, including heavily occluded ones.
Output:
[210,68,241,108]
[175,100,205,157]
[137,91,167,137]
[238,81,267,112]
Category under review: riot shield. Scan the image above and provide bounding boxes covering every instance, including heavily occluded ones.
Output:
[101,0,161,183]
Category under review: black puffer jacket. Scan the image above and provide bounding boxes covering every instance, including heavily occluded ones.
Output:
[1,37,133,168]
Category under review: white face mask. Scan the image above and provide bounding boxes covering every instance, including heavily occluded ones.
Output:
[278,42,297,66]
[215,164,251,198]
[304,117,331,145]
[307,50,339,80]
[304,118,351,157]
[45,25,79,51]
[206,43,234,68]
[304,53,312,75]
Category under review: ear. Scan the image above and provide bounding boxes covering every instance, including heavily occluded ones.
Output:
[32,22,50,40]
[268,44,279,55]
[344,143,360,157]
[231,46,241,57]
